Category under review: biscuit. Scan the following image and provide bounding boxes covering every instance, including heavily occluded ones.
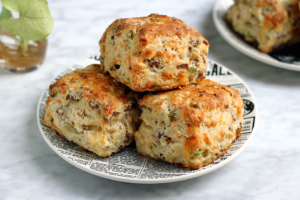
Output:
[134,79,244,169]
[99,14,209,91]
[225,0,300,53]
[42,64,140,157]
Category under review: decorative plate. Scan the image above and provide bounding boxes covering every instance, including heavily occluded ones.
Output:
[213,0,300,71]
[37,55,258,184]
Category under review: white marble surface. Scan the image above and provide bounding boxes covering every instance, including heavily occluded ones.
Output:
[0,0,300,199]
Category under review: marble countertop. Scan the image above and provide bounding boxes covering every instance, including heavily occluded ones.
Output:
[1,0,300,199]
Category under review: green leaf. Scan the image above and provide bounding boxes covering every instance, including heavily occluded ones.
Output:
[168,109,178,122]
[150,148,154,157]
[131,32,137,40]
[0,6,12,20]
[1,0,20,13]
[190,67,197,73]
[287,23,292,31]
[245,30,251,37]
[1,0,54,41]
[127,39,132,47]
[194,149,205,157]
[150,149,154,157]
[282,1,293,7]
[126,32,137,47]
[150,144,157,157]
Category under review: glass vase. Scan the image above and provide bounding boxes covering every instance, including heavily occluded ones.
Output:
[0,29,47,73]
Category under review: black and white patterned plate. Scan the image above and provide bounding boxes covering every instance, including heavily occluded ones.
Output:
[213,0,300,71]
[37,56,258,184]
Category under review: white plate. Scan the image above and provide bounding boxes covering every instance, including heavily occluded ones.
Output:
[37,56,258,184]
[213,0,300,71]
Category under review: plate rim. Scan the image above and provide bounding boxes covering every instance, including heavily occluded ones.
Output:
[37,57,258,184]
[213,0,300,72]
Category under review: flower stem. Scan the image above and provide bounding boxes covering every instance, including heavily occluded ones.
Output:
[20,38,28,54]
[13,35,21,45]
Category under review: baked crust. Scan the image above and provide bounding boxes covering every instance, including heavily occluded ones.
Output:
[137,127,242,170]
[43,64,140,157]
[99,14,209,91]
[134,79,245,169]
[225,0,300,53]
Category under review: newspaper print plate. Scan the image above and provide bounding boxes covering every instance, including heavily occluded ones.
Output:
[213,0,300,71]
[37,55,258,184]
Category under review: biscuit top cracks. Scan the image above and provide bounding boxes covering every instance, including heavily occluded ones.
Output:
[48,64,133,121]
[139,79,244,128]
[99,14,209,92]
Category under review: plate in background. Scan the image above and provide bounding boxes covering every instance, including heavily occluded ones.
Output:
[37,55,258,184]
[213,0,300,71]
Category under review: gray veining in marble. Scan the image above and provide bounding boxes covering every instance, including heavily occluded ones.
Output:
[0,0,299,199]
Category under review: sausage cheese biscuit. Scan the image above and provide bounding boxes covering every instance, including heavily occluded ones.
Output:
[134,79,244,169]
[42,64,140,157]
[99,14,209,92]
[225,0,300,53]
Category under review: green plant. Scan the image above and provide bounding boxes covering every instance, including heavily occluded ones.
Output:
[0,0,53,53]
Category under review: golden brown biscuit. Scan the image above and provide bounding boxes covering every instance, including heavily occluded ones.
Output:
[225,0,300,53]
[43,64,140,157]
[99,14,209,92]
[134,79,244,169]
